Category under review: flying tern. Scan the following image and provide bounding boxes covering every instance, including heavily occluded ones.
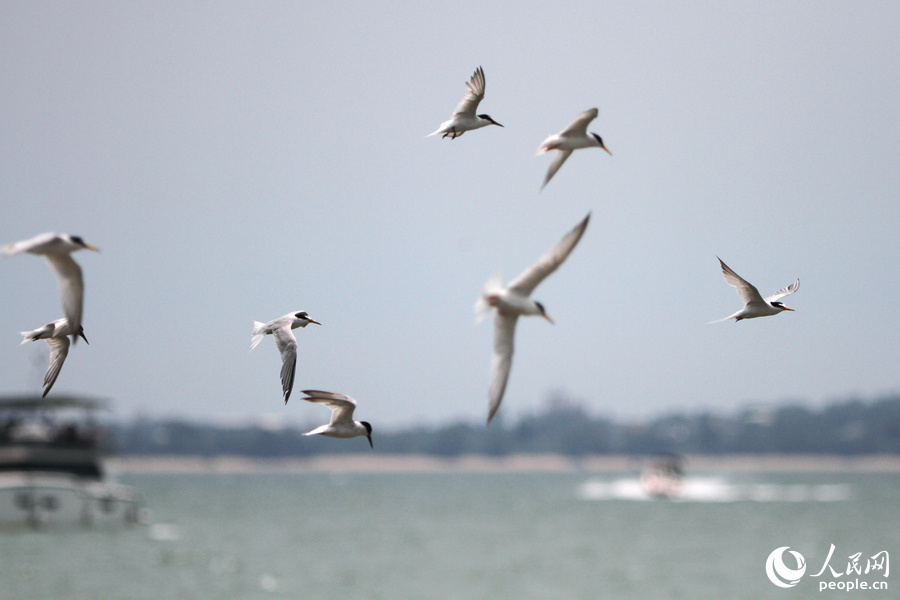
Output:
[475,212,591,423]
[427,66,503,139]
[537,108,611,190]
[300,390,373,448]
[2,233,99,345]
[20,318,88,398]
[251,311,321,404]
[712,257,799,322]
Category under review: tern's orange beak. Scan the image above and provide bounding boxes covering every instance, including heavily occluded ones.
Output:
[600,144,612,156]
[542,313,555,324]
[781,306,794,312]
[85,243,100,252]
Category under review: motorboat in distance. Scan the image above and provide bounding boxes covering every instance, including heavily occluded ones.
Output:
[0,395,142,527]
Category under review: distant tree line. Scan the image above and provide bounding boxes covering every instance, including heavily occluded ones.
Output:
[111,393,900,457]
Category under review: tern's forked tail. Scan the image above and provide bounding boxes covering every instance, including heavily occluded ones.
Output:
[250,321,267,350]
[707,314,736,324]
[475,273,503,323]
[474,296,491,324]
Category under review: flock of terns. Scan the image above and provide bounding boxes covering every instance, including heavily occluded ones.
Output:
[2,66,800,448]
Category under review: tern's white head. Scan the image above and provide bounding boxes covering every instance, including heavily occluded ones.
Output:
[291,311,321,328]
[478,114,503,128]
[69,325,89,344]
[62,234,100,252]
[590,133,612,155]
[361,421,374,448]
[533,301,554,324]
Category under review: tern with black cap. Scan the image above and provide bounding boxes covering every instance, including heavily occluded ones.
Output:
[427,66,503,139]
[20,317,89,398]
[250,311,321,403]
[537,108,611,190]
[300,390,373,448]
[475,212,591,423]
[711,258,799,323]
[3,232,100,344]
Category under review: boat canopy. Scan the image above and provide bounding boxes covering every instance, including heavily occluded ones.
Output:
[0,395,110,412]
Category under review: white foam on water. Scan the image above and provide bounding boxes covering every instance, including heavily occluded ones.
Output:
[148,522,182,541]
[577,477,854,503]
[259,573,279,593]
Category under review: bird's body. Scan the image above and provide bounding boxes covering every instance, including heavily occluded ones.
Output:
[3,233,99,345]
[20,317,89,398]
[537,108,611,190]
[250,311,320,403]
[475,213,591,423]
[427,66,503,139]
[712,257,799,322]
[300,390,373,448]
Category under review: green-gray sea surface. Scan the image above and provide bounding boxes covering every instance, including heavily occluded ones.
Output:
[1,471,896,599]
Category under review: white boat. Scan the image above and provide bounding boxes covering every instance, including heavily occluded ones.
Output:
[640,453,685,500]
[0,395,142,527]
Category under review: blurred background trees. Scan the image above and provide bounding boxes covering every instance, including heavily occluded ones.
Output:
[112,393,900,457]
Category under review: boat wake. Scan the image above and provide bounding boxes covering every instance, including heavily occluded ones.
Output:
[577,476,853,502]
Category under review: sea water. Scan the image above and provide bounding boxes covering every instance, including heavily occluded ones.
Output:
[0,470,896,599]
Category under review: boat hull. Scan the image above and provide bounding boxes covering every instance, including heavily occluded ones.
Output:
[0,473,142,527]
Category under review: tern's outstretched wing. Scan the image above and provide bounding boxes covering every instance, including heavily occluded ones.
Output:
[488,314,518,424]
[1,232,56,255]
[42,336,71,398]
[451,66,486,118]
[45,253,85,339]
[718,258,765,306]
[273,327,297,404]
[301,390,358,426]
[559,108,598,137]
[507,213,591,297]
[540,150,573,190]
[765,279,800,303]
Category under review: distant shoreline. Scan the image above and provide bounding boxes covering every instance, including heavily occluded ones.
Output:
[107,453,900,474]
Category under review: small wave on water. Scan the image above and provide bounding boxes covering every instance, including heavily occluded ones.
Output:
[148,522,182,541]
[577,476,853,502]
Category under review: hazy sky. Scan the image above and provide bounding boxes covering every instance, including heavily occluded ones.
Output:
[1,2,898,428]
